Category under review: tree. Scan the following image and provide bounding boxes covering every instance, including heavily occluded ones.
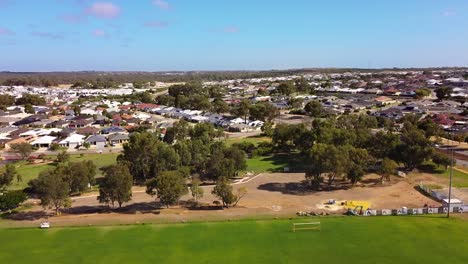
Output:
[231,99,251,123]
[435,87,452,100]
[0,94,15,108]
[261,121,274,137]
[305,144,349,189]
[15,93,46,106]
[346,147,369,185]
[163,120,190,144]
[137,91,153,103]
[10,143,33,160]
[249,102,279,122]
[24,103,34,114]
[0,190,27,212]
[56,150,70,163]
[295,77,313,94]
[190,123,223,143]
[83,142,91,149]
[146,171,188,208]
[156,94,175,106]
[174,140,192,166]
[98,164,133,208]
[73,105,81,116]
[379,158,398,184]
[16,172,22,184]
[1,164,17,190]
[272,124,307,152]
[369,131,400,160]
[418,119,442,139]
[276,81,296,96]
[190,178,204,202]
[65,161,96,194]
[32,169,71,215]
[396,126,433,170]
[288,97,305,109]
[211,177,236,208]
[233,187,247,207]
[304,101,324,118]
[49,143,62,151]
[414,88,431,99]
[212,98,229,114]
[205,144,247,180]
[188,94,211,111]
[119,132,170,183]
[432,152,453,170]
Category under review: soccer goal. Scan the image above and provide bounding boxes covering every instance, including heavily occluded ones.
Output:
[292,222,321,232]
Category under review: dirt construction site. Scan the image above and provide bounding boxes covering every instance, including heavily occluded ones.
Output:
[1,172,448,228]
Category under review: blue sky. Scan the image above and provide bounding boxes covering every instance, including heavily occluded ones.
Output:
[0,0,468,71]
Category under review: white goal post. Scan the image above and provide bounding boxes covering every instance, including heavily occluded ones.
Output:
[292,222,321,232]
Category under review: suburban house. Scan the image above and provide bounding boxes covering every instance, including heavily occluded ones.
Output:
[69,116,94,128]
[76,126,100,136]
[59,134,86,149]
[85,135,107,148]
[2,137,29,151]
[30,135,57,149]
[101,126,127,134]
[108,133,129,145]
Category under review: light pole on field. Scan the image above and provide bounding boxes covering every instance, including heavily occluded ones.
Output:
[447,131,454,218]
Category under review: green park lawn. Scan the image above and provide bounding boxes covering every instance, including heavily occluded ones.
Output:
[246,154,290,173]
[437,168,468,188]
[7,153,119,191]
[0,216,467,264]
[224,135,271,146]
[246,151,307,174]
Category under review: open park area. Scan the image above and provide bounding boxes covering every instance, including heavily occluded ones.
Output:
[0,216,467,264]
[0,172,450,227]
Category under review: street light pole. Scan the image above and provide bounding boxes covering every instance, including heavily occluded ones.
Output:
[447,131,454,218]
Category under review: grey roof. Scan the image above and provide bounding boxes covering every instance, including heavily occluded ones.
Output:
[85,135,107,143]
[0,126,17,134]
[108,133,129,141]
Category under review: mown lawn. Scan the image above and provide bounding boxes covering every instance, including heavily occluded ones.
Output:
[438,168,468,188]
[224,135,271,146]
[0,216,467,264]
[246,152,307,174]
[246,154,290,173]
[7,153,119,191]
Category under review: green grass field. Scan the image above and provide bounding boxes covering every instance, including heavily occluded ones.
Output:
[0,216,467,263]
[447,170,468,188]
[225,135,271,146]
[7,153,119,190]
[438,168,468,188]
[246,154,290,173]
[246,152,307,174]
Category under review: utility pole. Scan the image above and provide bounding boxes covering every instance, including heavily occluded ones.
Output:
[447,131,454,218]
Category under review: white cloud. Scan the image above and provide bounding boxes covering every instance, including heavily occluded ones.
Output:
[92,29,107,37]
[87,2,121,19]
[153,0,170,10]
[223,26,239,33]
[442,10,456,17]
[0,26,15,36]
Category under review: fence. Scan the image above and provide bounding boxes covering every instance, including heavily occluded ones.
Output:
[417,184,447,202]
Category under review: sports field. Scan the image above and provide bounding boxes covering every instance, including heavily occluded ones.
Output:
[8,153,119,190]
[1,216,467,264]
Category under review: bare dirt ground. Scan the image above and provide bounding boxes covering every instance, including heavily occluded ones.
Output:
[0,172,442,228]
